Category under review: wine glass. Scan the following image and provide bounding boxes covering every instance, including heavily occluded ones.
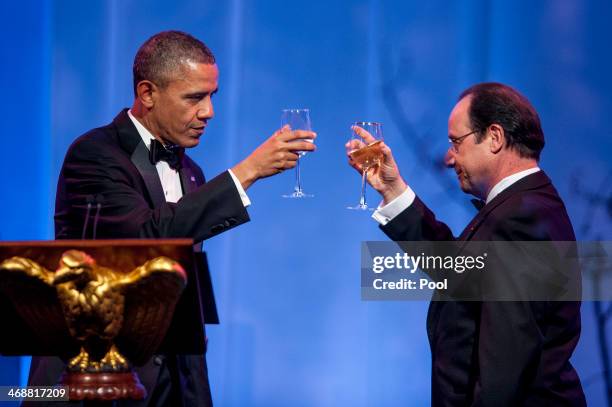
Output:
[347,122,384,210]
[281,108,314,198]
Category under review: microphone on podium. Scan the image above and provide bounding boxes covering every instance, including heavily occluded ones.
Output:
[80,194,104,239]
[92,194,104,240]
[81,195,95,239]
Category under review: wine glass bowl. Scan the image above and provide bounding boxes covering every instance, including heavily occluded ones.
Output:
[281,108,314,198]
[349,139,383,168]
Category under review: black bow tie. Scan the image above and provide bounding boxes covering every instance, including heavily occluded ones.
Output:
[470,198,486,210]
[149,139,184,170]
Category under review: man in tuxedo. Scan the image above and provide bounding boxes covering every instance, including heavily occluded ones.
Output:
[348,83,585,406]
[27,30,315,406]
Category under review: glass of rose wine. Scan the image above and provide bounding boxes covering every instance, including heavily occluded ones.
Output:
[347,122,383,210]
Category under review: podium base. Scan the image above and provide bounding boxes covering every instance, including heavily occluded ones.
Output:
[60,371,147,401]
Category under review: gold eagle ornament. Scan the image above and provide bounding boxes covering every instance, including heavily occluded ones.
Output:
[0,250,187,373]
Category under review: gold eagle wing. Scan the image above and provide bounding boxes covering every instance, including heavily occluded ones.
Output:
[0,257,75,355]
[113,256,187,365]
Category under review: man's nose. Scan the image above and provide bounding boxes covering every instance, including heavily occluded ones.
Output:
[197,100,214,120]
[444,149,455,167]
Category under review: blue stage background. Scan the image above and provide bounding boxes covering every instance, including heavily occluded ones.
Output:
[1,1,611,406]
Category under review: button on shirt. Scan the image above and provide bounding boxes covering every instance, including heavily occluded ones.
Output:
[127,110,251,206]
[372,167,541,226]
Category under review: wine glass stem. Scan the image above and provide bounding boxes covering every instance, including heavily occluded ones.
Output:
[295,157,303,193]
[360,167,369,207]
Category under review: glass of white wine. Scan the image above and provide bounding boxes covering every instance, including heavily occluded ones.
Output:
[347,121,383,210]
[281,108,314,198]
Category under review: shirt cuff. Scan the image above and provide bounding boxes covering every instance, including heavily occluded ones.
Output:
[371,186,416,226]
[228,169,251,208]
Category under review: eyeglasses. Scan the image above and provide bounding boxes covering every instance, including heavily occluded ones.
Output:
[448,130,478,152]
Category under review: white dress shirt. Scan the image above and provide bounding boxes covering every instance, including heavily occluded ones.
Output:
[127,110,250,206]
[484,167,540,204]
[372,167,541,226]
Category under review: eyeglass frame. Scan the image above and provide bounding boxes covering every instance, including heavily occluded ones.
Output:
[448,130,479,152]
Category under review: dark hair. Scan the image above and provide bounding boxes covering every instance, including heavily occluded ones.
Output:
[459,82,545,160]
[133,30,215,96]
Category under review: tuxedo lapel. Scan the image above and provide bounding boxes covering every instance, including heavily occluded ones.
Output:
[179,162,201,194]
[458,205,493,241]
[458,171,552,241]
[112,109,166,208]
[131,142,166,208]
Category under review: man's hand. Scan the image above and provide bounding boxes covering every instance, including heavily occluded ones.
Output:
[232,125,316,190]
[346,125,407,204]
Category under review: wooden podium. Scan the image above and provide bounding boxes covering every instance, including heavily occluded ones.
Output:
[0,239,212,401]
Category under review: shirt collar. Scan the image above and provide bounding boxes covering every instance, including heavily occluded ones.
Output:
[485,167,541,204]
[127,109,156,150]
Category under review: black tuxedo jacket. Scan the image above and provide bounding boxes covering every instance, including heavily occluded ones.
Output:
[55,109,249,242]
[381,171,586,406]
[27,109,249,406]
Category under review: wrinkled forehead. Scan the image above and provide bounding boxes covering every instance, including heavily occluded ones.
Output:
[166,61,219,89]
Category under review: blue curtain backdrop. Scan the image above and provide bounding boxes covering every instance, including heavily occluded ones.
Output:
[1,1,611,406]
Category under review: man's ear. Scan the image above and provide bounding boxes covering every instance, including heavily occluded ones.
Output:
[488,123,504,154]
[136,80,157,109]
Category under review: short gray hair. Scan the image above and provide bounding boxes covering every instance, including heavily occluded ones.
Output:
[133,30,215,96]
